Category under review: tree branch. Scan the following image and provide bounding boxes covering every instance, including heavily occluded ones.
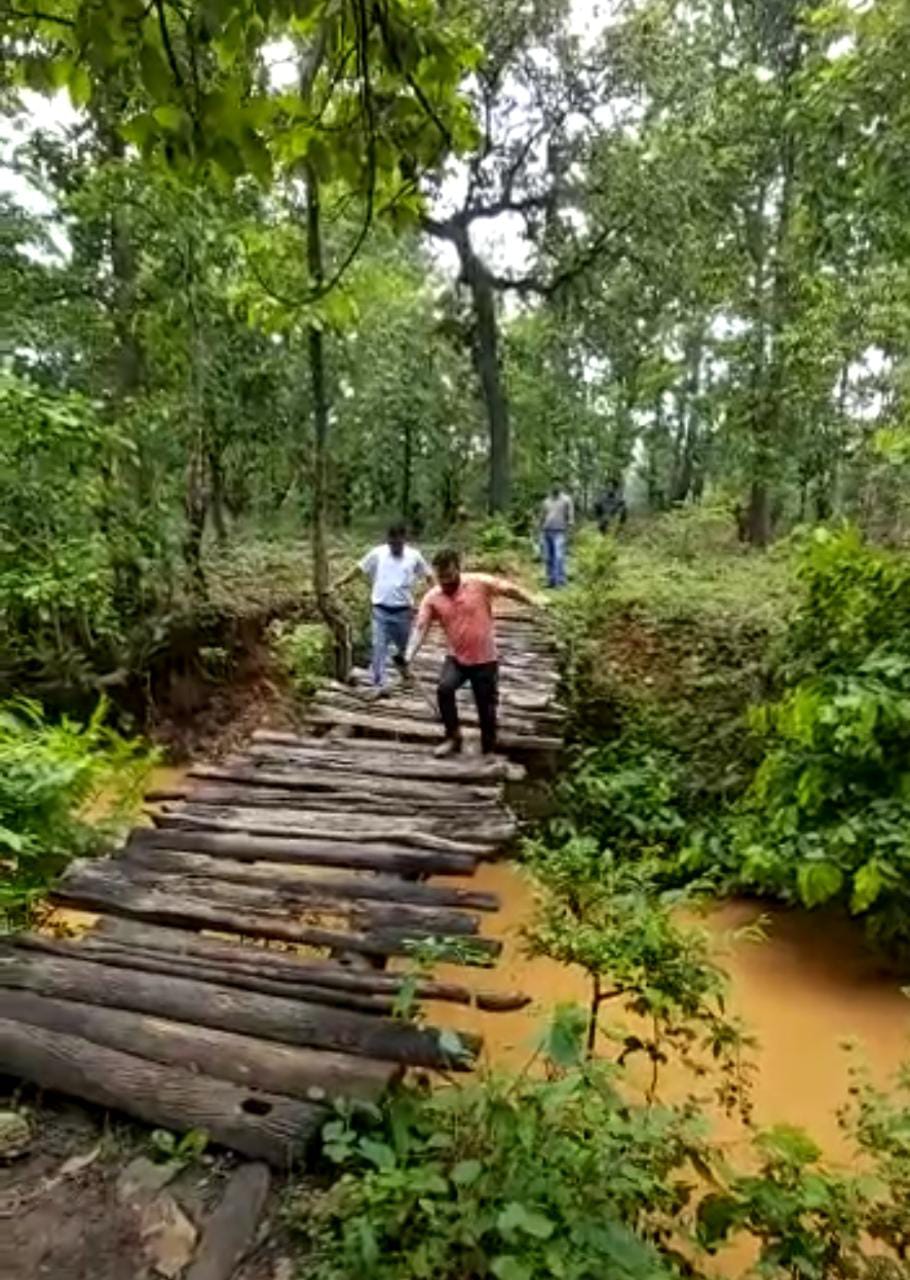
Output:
[154,0,183,88]
[0,6,74,26]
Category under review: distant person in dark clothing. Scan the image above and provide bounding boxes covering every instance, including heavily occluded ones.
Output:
[593,480,627,534]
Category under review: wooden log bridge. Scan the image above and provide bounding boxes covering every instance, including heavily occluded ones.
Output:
[0,606,562,1166]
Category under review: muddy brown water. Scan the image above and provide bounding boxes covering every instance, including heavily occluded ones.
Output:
[431,862,910,1161]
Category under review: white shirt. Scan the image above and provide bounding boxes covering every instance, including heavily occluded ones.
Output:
[358,544,429,608]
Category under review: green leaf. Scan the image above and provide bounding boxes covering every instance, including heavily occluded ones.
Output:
[696,1193,741,1247]
[140,43,172,100]
[153,104,187,133]
[358,1138,395,1171]
[491,1257,532,1280]
[537,1002,586,1068]
[851,861,883,913]
[68,64,92,108]
[451,1158,483,1186]
[797,860,844,908]
[497,1201,554,1240]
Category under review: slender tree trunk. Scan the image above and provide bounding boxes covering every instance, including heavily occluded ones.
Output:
[209,448,228,547]
[305,165,351,680]
[183,230,209,595]
[401,416,412,521]
[670,328,704,504]
[455,229,510,514]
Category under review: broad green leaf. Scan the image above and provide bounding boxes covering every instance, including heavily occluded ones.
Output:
[851,861,883,913]
[451,1158,483,1186]
[497,1201,554,1240]
[797,861,844,908]
[139,42,172,100]
[491,1257,532,1280]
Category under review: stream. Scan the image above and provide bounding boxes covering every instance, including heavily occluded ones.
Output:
[431,862,910,1162]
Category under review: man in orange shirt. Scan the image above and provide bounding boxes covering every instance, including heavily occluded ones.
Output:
[405,547,538,757]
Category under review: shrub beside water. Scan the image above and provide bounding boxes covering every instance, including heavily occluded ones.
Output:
[0,698,152,928]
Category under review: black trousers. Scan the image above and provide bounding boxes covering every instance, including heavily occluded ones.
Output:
[437,657,499,753]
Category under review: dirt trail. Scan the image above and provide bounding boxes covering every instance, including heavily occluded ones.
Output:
[430,862,910,1160]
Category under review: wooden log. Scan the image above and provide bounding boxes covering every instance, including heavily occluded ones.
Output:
[154,807,507,853]
[247,738,526,783]
[123,846,500,912]
[49,876,502,963]
[303,708,561,753]
[0,989,398,1101]
[13,935,395,1014]
[64,861,483,939]
[189,763,500,805]
[128,827,478,876]
[92,919,530,1012]
[179,782,505,817]
[0,950,482,1067]
[0,1016,324,1166]
[186,1162,271,1280]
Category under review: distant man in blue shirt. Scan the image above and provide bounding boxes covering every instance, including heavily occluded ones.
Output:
[539,485,574,588]
[337,523,431,696]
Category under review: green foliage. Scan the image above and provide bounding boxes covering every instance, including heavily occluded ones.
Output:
[0,372,174,691]
[523,839,754,1118]
[148,1126,209,1170]
[294,1054,711,1280]
[697,1110,909,1278]
[271,621,332,700]
[0,699,153,928]
[721,528,910,959]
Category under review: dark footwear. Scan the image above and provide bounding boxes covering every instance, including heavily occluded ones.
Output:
[434,736,463,758]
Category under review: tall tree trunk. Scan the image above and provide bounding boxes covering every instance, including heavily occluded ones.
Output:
[746,478,772,547]
[455,229,510,514]
[305,165,352,681]
[401,415,412,521]
[209,448,228,547]
[181,228,209,595]
[670,328,704,504]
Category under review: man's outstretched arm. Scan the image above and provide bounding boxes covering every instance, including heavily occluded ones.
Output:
[488,577,543,608]
[405,602,434,664]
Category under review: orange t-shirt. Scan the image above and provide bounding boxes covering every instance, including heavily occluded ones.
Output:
[417,574,510,665]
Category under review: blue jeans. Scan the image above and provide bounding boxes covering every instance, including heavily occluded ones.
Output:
[371,606,413,687]
[543,530,567,588]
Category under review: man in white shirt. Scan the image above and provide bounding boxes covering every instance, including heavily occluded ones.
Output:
[337,523,431,695]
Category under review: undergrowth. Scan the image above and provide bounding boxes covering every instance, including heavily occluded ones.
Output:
[0,698,152,929]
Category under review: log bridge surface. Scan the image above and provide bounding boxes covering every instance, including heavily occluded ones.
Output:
[0,607,562,1166]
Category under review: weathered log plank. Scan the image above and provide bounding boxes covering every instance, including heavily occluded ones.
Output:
[123,846,500,911]
[63,860,484,939]
[177,782,505,817]
[0,950,482,1067]
[13,934,395,1014]
[128,827,478,876]
[0,1016,325,1166]
[303,708,561,752]
[93,919,530,1012]
[186,1162,272,1280]
[189,763,500,805]
[0,989,398,1101]
[153,806,507,853]
[49,875,501,962]
[247,736,527,782]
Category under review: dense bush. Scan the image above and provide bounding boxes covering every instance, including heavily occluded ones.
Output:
[721,528,910,958]
[0,698,152,928]
[0,373,178,696]
[270,620,333,700]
